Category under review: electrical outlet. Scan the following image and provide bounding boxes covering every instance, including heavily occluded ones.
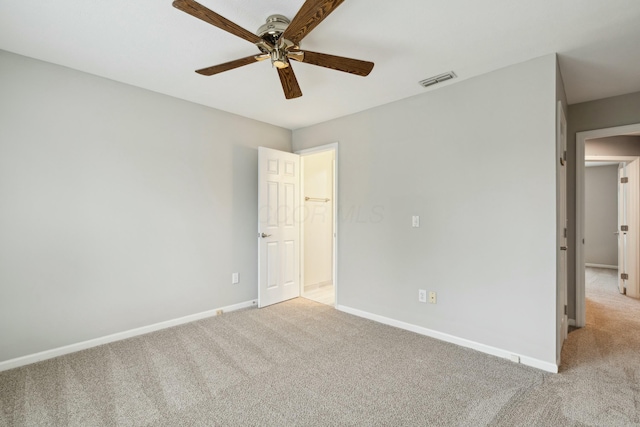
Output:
[429,291,437,304]
[412,215,420,228]
[418,289,427,303]
[509,354,520,363]
[232,273,239,284]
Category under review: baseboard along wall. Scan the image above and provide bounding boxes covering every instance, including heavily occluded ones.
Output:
[3,299,559,374]
[0,300,257,372]
[337,305,559,373]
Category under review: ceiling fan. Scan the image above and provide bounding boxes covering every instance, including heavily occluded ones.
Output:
[172,0,374,99]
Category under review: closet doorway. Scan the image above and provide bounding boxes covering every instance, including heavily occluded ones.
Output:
[297,144,337,307]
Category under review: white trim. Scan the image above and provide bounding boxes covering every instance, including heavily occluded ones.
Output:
[569,318,576,326]
[299,155,306,299]
[337,305,558,373]
[0,300,257,372]
[576,123,640,328]
[296,142,339,308]
[295,142,339,156]
[579,124,640,140]
[557,100,568,361]
[585,263,617,270]
[586,155,638,163]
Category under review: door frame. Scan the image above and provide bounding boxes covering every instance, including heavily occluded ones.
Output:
[575,123,640,327]
[295,143,339,307]
[557,100,568,357]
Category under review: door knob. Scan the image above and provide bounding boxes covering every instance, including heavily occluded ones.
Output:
[261,233,272,238]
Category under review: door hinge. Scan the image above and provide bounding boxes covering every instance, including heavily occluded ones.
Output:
[621,273,629,280]
[564,305,567,316]
[563,151,567,162]
[621,177,629,183]
[621,225,629,232]
[563,227,567,238]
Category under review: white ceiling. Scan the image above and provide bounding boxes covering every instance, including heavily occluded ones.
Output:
[2,0,640,130]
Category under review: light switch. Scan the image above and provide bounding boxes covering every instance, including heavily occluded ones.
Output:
[232,273,239,284]
[412,215,420,228]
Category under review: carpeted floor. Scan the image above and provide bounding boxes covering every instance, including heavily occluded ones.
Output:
[1,267,639,426]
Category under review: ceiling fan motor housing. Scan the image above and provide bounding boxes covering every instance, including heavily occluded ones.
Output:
[257,15,290,43]
[257,15,301,69]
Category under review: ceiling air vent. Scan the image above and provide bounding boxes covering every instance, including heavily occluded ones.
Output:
[419,71,457,88]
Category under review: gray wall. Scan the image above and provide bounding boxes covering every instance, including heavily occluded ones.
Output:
[293,55,559,365]
[585,165,618,266]
[566,91,640,319]
[586,135,640,156]
[0,50,292,362]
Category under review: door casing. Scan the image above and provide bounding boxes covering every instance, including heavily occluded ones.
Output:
[557,101,568,360]
[575,123,640,327]
[296,143,339,308]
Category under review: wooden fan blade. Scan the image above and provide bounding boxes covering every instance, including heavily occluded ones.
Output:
[195,55,264,76]
[282,0,344,44]
[295,50,374,76]
[173,0,261,45]
[277,67,303,99]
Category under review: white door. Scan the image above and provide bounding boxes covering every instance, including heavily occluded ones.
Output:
[618,159,640,298]
[258,147,301,308]
[618,163,627,294]
[557,103,568,342]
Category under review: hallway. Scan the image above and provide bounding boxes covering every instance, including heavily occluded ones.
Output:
[553,267,640,422]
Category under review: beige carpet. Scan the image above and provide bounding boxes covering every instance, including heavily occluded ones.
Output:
[1,268,639,426]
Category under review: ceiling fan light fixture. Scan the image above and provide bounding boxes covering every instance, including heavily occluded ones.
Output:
[419,71,457,88]
[273,60,289,69]
[270,50,290,69]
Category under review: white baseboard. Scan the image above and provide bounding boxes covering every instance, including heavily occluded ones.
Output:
[0,300,257,372]
[585,263,617,270]
[569,318,576,326]
[337,305,558,374]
